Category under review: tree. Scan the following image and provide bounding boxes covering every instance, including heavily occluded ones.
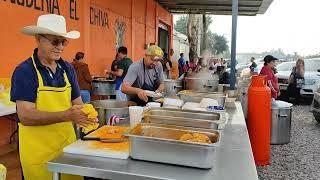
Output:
[174,15,188,35]
[201,15,213,52]
[208,31,228,55]
[187,14,202,59]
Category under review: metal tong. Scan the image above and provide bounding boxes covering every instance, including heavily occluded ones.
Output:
[81,136,127,143]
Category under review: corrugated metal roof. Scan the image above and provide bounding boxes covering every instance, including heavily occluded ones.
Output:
[157,0,273,16]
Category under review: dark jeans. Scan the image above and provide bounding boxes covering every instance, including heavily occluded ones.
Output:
[286,84,301,103]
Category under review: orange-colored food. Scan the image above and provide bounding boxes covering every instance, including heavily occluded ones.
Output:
[91,141,129,152]
[88,126,127,139]
[193,133,211,143]
[107,128,119,134]
[87,126,129,152]
[81,104,99,133]
[179,133,193,141]
[179,133,212,144]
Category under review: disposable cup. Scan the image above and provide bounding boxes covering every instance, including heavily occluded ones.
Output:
[129,106,144,128]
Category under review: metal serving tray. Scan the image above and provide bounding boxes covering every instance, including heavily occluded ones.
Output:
[124,123,220,169]
[144,108,226,129]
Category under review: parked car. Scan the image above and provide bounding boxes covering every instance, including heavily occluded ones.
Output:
[300,59,320,97]
[311,86,320,123]
[276,61,295,92]
[238,59,266,77]
[224,59,235,68]
[276,59,320,98]
[236,59,264,77]
[236,62,250,74]
[225,61,246,75]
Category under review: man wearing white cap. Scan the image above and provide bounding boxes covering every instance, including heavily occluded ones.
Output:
[11,14,96,180]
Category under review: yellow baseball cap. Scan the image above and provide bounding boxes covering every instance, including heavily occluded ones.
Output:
[146,45,164,60]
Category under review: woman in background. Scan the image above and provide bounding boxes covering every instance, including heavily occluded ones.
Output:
[71,52,92,103]
[287,58,305,104]
[161,51,172,79]
[169,49,179,80]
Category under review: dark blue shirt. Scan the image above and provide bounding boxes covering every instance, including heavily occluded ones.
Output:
[11,49,81,103]
[178,57,185,76]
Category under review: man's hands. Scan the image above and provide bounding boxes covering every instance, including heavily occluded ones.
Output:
[137,89,148,102]
[67,105,98,127]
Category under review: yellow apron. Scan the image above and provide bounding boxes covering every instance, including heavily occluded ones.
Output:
[19,56,82,180]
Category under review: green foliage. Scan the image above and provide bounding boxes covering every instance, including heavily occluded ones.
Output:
[208,31,229,55]
[175,15,228,56]
[174,15,213,35]
[205,15,213,30]
[174,15,188,35]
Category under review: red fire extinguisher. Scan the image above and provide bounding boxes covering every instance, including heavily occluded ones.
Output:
[248,75,271,166]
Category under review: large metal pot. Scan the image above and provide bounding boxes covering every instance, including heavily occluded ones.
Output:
[91,100,136,126]
[164,79,183,97]
[184,77,219,92]
[92,77,116,96]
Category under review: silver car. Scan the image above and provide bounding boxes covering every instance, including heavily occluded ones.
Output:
[311,88,320,123]
[276,59,320,98]
[300,59,320,97]
[276,61,295,92]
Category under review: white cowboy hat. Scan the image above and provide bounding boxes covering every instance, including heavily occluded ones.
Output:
[21,14,80,39]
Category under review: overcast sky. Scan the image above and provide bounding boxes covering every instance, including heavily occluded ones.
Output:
[174,0,320,56]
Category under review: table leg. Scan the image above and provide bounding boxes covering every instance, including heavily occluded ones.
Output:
[53,172,60,180]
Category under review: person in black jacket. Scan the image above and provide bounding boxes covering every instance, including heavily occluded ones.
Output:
[217,65,230,84]
[249,57,257,72]
[287,58,305,104]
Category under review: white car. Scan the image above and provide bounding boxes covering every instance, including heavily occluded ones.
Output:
[276,59,320,98]
[311,88,320,123]
[299,59,320,97]
[276,61,295,92]
[239,59,265,77]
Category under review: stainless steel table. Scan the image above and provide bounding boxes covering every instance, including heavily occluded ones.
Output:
[48,102,258,180]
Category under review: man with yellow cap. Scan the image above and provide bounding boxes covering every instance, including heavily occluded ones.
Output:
[11,14,97,180]
[122,45,165,106]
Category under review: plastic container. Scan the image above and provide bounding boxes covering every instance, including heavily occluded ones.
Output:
[129,106,144,128]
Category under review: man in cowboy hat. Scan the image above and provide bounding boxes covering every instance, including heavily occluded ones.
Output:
[121,45,165,106]
[11,14,96,180]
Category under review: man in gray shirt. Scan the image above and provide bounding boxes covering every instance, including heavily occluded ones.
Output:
[122,45,165,106]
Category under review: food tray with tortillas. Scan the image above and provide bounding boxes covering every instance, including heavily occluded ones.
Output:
[177,90,227,112]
